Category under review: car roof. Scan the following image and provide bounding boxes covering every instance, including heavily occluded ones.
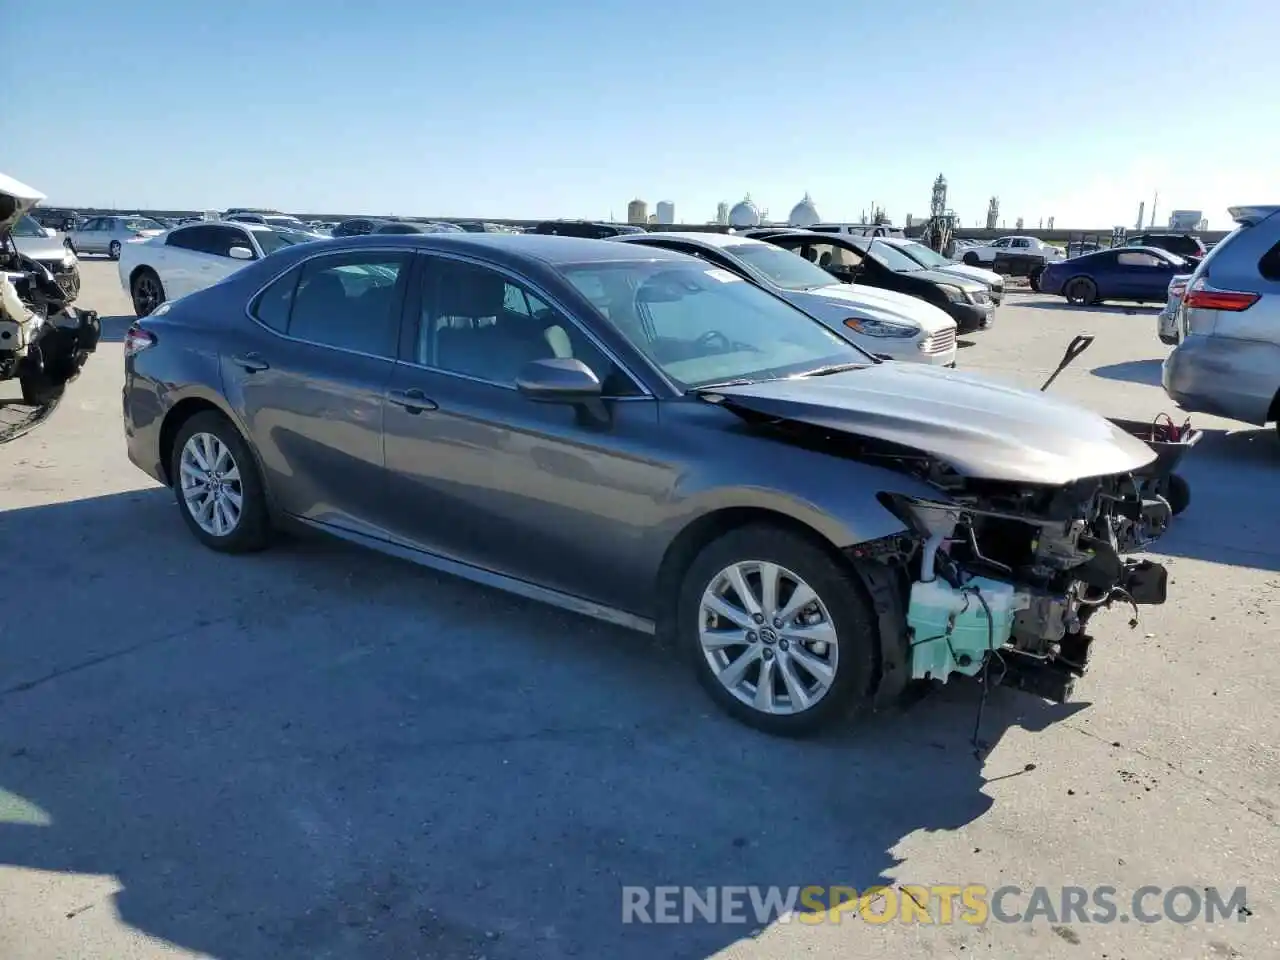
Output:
[615,231,766,249]
[316,232,694,265]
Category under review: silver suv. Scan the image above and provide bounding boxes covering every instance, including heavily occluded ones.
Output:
[1162,205,1280,438]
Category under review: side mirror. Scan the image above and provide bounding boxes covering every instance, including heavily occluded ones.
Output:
[516,357,602,403]
[228,245,255,260]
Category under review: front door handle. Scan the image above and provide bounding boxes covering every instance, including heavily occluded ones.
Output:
[230,353,270,373]
[388,388,437,414]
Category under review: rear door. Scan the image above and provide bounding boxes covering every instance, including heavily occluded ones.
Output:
[75,217,109,254]
[220,248,412,534]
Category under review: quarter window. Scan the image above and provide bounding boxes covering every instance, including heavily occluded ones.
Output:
[250,268,299,332]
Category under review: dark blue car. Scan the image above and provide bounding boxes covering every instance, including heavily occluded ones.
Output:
[1039,246,1188,306]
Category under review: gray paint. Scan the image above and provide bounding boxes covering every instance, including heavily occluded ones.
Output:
[124,232,1146,629]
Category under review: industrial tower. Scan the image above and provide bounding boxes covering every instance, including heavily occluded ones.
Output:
[922,174,959,254]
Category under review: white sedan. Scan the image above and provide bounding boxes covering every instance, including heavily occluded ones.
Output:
[118,221,322,316]
[959,235,1065,266]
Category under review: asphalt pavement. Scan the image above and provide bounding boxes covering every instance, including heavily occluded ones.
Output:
[1,261,1276,959]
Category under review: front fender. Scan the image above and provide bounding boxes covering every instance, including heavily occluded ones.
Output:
[658,457,949,552]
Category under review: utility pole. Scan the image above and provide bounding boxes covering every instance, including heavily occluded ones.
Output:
[1150,191,1158,229]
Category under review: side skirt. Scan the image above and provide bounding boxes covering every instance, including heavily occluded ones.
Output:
[295,516,657,636]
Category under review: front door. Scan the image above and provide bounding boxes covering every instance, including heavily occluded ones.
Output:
[219,248,412,534]
[382,254,670,613]
[1114,250,1177,300]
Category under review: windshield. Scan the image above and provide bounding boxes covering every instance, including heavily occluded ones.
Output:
[561,260,871,388]
[123,217,165,232]
[254,228,316,254]
[898,241,951,269]
[12,215,47,238]
[861,239,926,272]
[723,243,838,291]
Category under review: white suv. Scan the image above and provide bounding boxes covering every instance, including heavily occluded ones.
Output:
[960,236,1065,266]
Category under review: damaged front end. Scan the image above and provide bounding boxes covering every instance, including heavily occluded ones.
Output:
[1,173,101,406]
[881,466,1171,704]
[708,365,1177,707]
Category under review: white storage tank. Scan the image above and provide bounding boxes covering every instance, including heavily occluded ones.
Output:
[788,193,820,227]
[656,201,675,225]
[728,195,760,228]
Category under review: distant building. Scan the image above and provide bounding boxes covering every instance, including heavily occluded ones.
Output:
[715,201,729,225]
[729,195,760,228]
[1168,209,1202,231]
[787,193,820,227]
[627,198,647,225]
[656,200,675,225]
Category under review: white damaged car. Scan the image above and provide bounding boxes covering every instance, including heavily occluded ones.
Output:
[0,172,100,405]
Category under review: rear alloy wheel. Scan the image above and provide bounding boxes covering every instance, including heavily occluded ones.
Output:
[962,252,980,266]
[679,524,876,736]
[1064,277,1097,306]
[131,269,165,317]
[108,240,122,260]
[171,411,271,553]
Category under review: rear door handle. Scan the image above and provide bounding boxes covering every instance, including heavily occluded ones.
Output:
[231,353,270,373]
[388,388,437,414]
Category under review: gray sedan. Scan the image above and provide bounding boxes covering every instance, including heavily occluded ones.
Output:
[122,233,1170,734]
[68,214,167,259]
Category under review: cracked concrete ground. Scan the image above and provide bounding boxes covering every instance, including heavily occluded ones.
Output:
[1,262,1276,959]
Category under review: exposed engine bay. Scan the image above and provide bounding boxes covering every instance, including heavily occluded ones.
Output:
[710,378,1178,709]
[1,175,101,407]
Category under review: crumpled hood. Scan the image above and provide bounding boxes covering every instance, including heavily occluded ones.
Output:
[711,363,1157,485]
[792,283,955,332]
[0,172,45,235]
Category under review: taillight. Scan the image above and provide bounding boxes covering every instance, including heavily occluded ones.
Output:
[1183,286,1259,311]
[124,324,156,357]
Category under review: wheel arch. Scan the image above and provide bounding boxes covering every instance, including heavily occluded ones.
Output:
[653,506,868,640]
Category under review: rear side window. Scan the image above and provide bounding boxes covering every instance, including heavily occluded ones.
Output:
[1117,251,1165,267]
[287,252,409,357]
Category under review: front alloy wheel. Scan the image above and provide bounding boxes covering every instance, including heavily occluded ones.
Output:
[679,524,877,736]
[699,561,838,715]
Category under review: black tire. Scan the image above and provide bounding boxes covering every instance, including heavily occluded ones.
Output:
[1028,265,1044,292]
[677,523,877,737]
[1064,277,1097,306]
[108,240,121,260]
[131,268,165,317]
[1161,473,1191,516]
[962,252,980,266]
[19,369,65,406]
[170,410,272,553]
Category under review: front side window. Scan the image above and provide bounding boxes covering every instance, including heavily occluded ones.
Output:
[991,239,1010,248]
[286,252,408,357]
[166,226,221,253]
[1011,238,1032,249]
[562,259,871,389]
[122,217,165,232]
[723,243,838,291]
[12,216,45,237]
[1117,251,1165,267]
[419,259,625,390]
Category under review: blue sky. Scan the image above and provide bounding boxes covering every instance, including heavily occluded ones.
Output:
[4,1,1275,228]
